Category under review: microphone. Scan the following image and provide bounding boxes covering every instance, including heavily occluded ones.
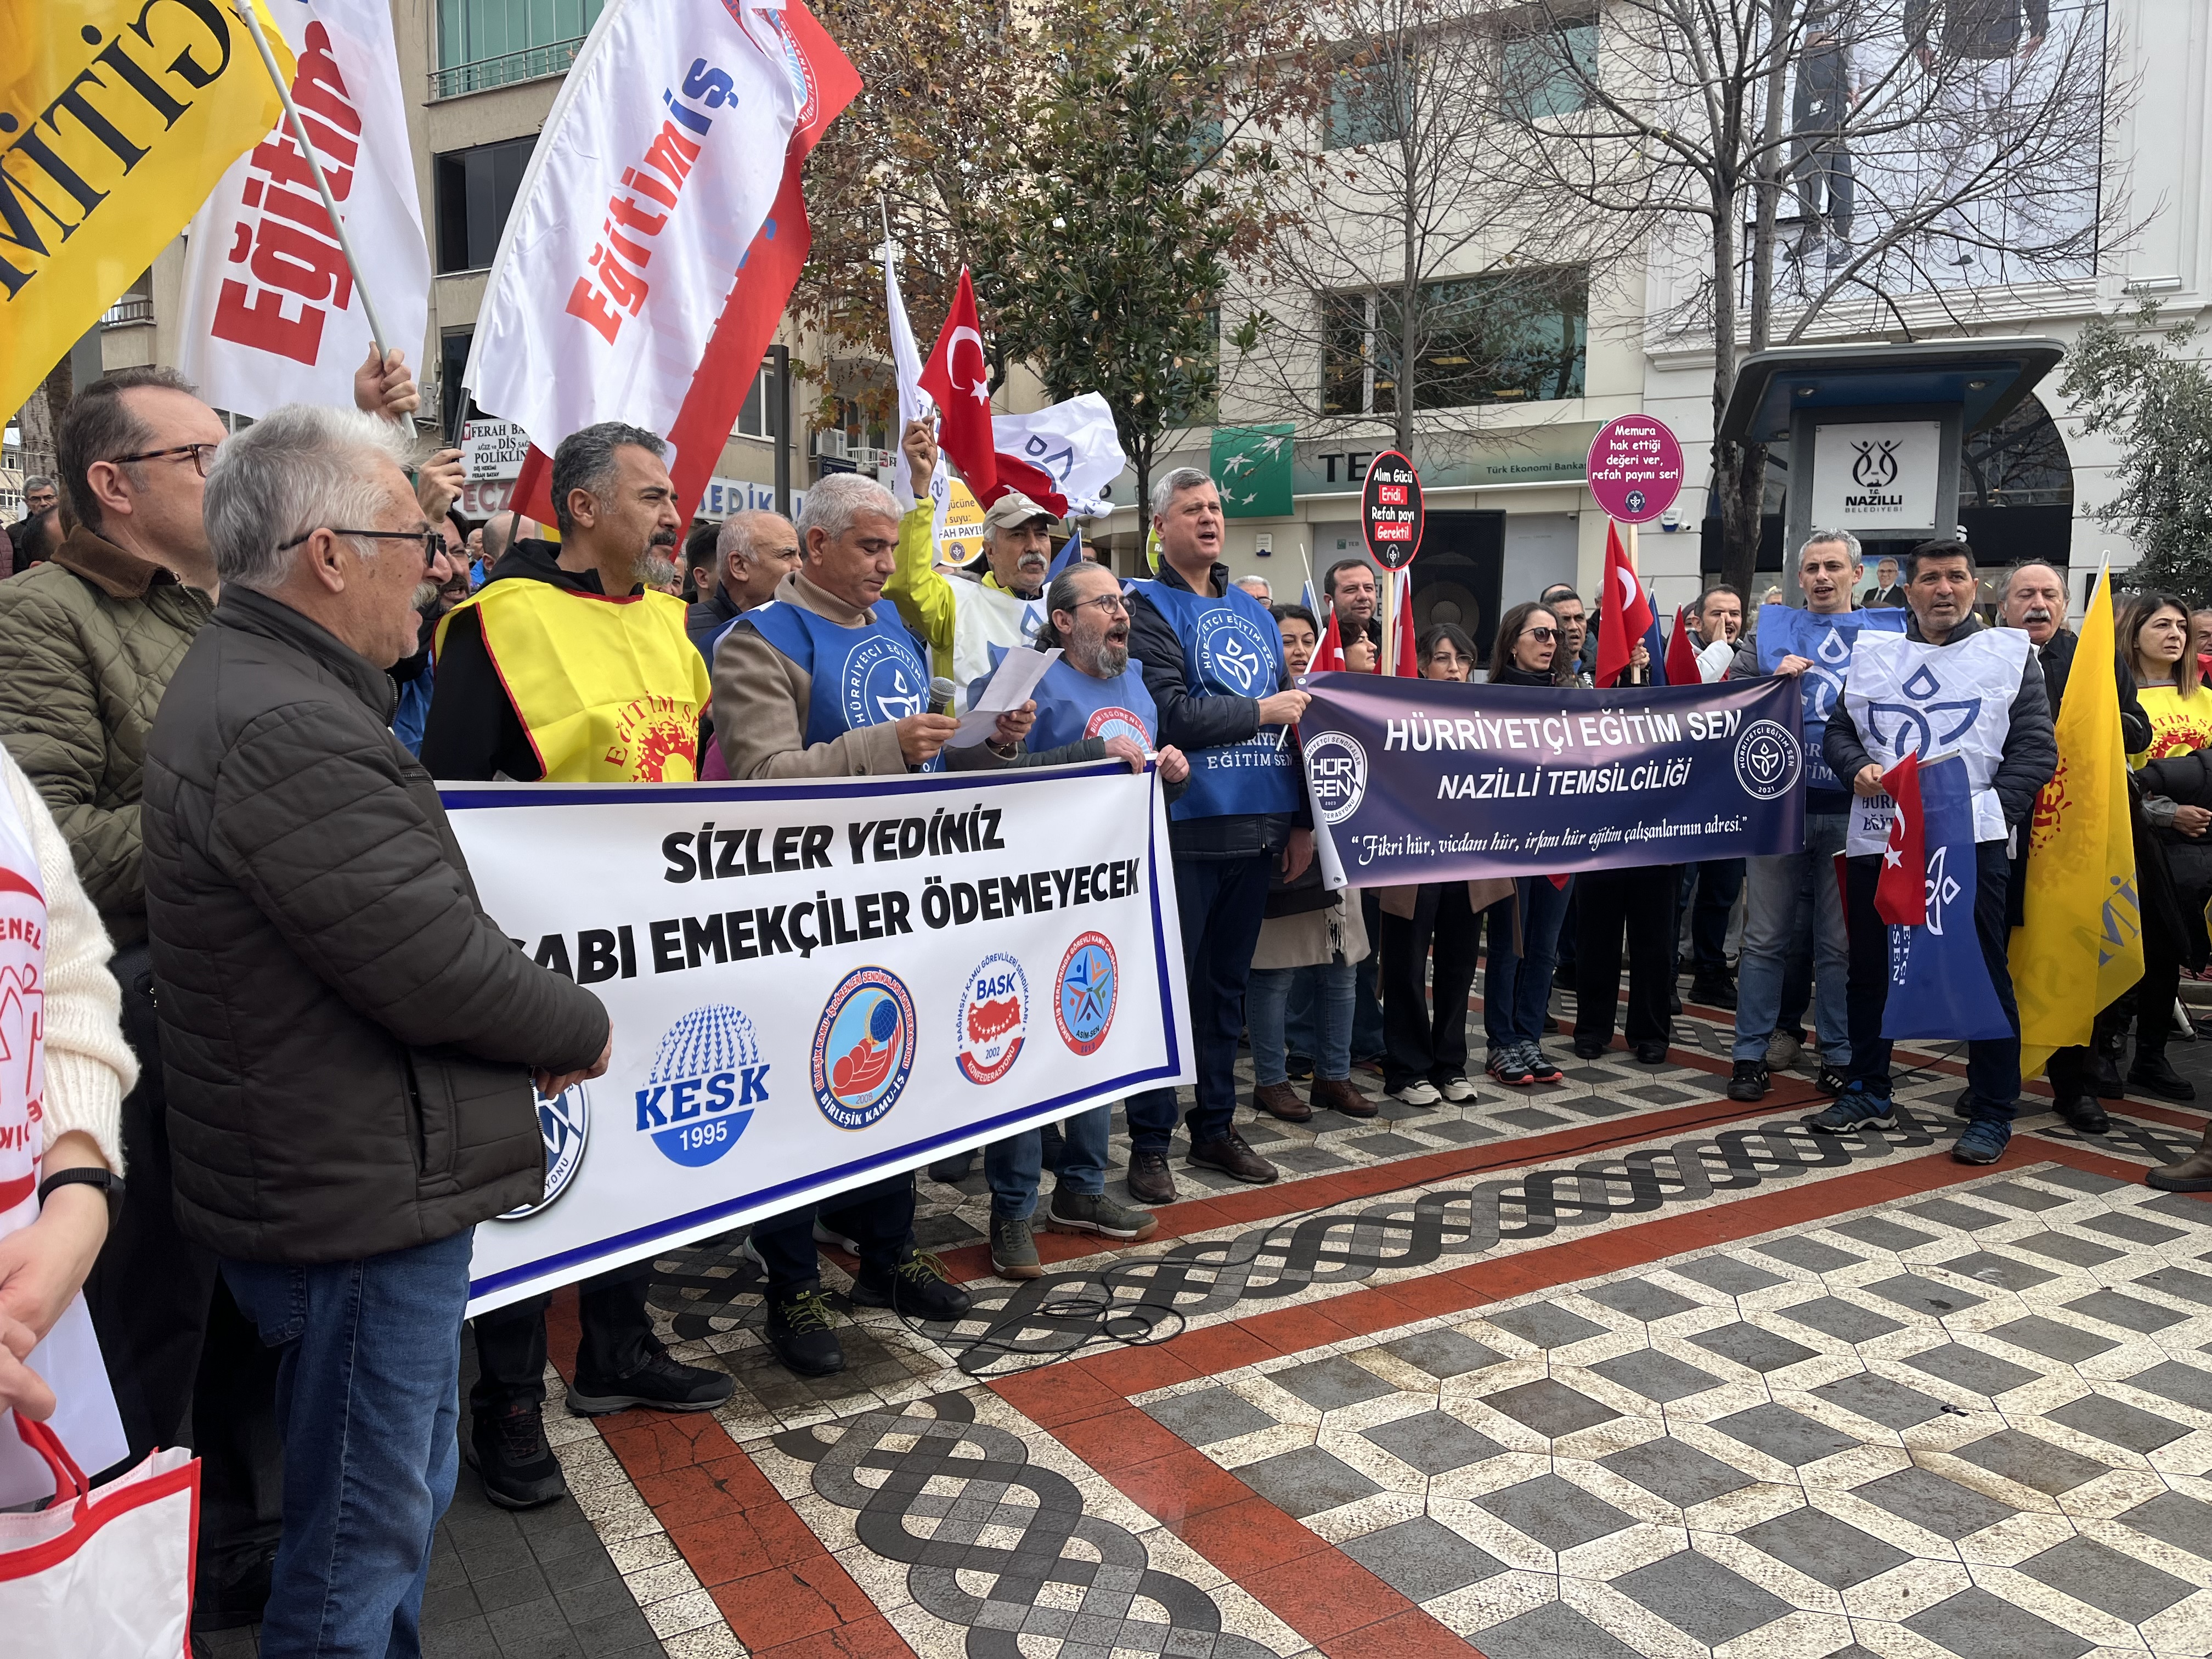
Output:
[929,676,958,716]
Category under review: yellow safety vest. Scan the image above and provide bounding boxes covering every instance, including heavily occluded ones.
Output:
[438,580,710,781]
[2132,684,2212,769]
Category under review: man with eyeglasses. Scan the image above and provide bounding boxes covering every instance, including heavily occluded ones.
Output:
[420,422,729,1508]
[390,511,471,757]
[5,473,57,573]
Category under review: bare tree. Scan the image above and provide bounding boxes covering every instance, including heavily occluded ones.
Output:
[1494,0,2126,594]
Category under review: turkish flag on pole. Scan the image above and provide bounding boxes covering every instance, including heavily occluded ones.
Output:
[1875,754,1928,925]
[1664,605,1700,687]
[1312,610,1346,672]
[919,268,1000,505]
[1595,522,1655,688]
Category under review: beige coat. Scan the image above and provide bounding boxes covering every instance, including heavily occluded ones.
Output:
[1253,887,1371,972]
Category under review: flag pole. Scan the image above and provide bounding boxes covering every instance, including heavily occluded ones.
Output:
[1297,539,1316,606]
[228,0,388,363]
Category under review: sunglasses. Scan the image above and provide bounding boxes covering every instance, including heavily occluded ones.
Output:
[1520,626,1559,642]
[278,527,444,571]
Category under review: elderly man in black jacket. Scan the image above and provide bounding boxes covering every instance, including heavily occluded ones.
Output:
[142,404,610,1656]
[1809,540,2057,1166]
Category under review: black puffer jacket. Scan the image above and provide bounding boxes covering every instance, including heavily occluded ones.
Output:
[142,588,611,1263]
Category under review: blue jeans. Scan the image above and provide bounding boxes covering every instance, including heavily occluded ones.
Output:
[988,1105,1113,1217]
[224,1229,474,1659]
[1249,961,1353,1084]
[1128,853,1271,1152]
[1483,877,1575,1049]
[1734,812,1852,1065]
[1283,966,1318,1064]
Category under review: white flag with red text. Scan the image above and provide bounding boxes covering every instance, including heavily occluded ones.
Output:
[176,0,430,420]
[464,0,804,490]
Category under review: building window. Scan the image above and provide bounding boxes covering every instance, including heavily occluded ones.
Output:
[435,0,607,97]
[735,365,779,441]
[1498,18,1599,120]
[440,328,481,442]
[435,138,535,274]
[1320,267,1588,414]
[1324,58,1404,150]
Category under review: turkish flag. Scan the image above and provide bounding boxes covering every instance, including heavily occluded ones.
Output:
[1312,609,1346,672]
[919,268,999,506]
[1594,521,1655,688]
[1392,571,1418,677]
[1664,605,1700,687]
[1875,753,1927,926]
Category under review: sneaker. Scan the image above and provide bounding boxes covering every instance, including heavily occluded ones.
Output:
[1765,1030,1803,1071]
[763,1286,845,1377]
[1522,1044,1565,1085]
[1487,1047,1535,1086]
[1126,1148,1176,1205]
[851,1251,972,1321]
[1813,1065,1849,1096]
[467,1403,568,1509]
[567,1347,735,1416]
[1726,1059,1770,1102]
[1953,1118,2011,1165]
[1805,1084,1895,1133]
[1437,1074,1483,1102]
[990,1213,1042,1279]
[1045,1187,1158,1240]
[1391,1079,1443,1107]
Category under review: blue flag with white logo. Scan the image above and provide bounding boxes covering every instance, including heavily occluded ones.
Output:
[1046,528,1085,582]
[1757,605,1909,803]
[1881,754,2013,1041]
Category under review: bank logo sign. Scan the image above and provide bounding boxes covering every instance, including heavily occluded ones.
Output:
[634,1005,767,1168]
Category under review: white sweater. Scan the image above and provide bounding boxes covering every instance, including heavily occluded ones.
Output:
[2,751,134,1175]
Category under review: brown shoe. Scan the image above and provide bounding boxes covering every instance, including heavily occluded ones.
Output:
[1126,1147,1177,1205]
[1310,1076,1378,1119]
[1188,1128,1279,1184]
[2147,1119,2212,1192]
[1250,1081,1313,1122]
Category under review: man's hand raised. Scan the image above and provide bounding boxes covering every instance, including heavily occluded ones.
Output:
[354,345,421,424]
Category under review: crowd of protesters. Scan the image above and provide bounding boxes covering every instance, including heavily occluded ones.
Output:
[3,370,2210,1654]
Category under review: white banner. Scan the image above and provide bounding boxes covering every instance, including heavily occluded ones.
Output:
[446,764,1190,1313]
[177,0,430,417]
[464,0,798,475]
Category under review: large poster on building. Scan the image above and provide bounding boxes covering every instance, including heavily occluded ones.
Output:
[444,764,1190,1313]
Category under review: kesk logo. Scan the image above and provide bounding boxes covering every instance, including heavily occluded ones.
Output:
[496,1082,590,1220]
[1083,704,1152,747]
[841,636,929,730]
[1732,719,1803,802]
[1304,730,1368,825]
[812,967,918,1129]
[955,952,1029,1085]
[1194,610,1272,696]
[633,1005,768,1167]
[1055,932,1119,1057]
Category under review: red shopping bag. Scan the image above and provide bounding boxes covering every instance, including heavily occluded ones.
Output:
[0,1415,200,1656]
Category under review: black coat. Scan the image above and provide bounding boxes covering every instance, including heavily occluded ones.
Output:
[142,589,610,1262]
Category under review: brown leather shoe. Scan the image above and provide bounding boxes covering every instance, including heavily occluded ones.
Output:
[2147,1119,2212,1192]
[1310,1076,1378,1119]
[1187,1128,1279,1184]
[1250,1081,1313,1122]
[1126,1147,1177,1205]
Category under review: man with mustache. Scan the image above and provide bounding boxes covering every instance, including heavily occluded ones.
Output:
[420,423,727,1511]
[885,418,1060,707]
[390,512,471,756]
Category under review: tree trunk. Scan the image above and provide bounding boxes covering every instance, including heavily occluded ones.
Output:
[1710,201,1766,599]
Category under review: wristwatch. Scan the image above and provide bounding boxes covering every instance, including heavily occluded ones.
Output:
[37,1166,124,1209]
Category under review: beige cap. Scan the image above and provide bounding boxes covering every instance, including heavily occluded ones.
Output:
[980,490,1057,534]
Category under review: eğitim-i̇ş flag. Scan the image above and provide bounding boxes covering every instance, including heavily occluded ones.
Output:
[1881,753,2012,1041]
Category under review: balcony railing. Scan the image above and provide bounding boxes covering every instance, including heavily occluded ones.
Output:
[101,296,153,329]
[430,37,586,100]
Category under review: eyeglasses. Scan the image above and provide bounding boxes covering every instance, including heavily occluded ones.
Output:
[1063,594,1128,617]
[111,442,221,478]
[1520,626,1559,642]
[278,527,443,570]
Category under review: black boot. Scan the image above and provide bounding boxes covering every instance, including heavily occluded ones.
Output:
[2055,1092,2111,1135]
[764,1286,845,1376]
[2094,1022,2129,1099]
[467,1402,568,1509]
[2129,1045,2198,1103]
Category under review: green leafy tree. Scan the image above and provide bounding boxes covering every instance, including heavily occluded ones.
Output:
[2061,303,2212,605]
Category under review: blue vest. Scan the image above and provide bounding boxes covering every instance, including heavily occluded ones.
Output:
[736,600,943,772]
[1756,604,1909,812]
[1131,579,1299,821]
[975,649,1160,752]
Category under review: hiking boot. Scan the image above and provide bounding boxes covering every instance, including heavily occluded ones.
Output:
[1126,1148,1176,1205]
[2146,1119,2212,1191]
[990,1214,1042,1279]
[1805,1083,1895,1133]
[567,1346,734,1416]
[1765,1030,1803,1071]
[2056,1094,2112,1135]
[851,1251,972,1321]
[1045,1187,1158,1240]
[1727,1060,1770,1102]
[764,1287,844,1376]
[1487,1047,1535,1086]
[1312,1076,1379,1118]
[1188,1128,1279,1184]
[1953,1118,2012,1165]
[2129,1047,2198,1103]
[1250,1081,1313,1122]
[467,1403,568,1509]
[1523,1044,1565,1085]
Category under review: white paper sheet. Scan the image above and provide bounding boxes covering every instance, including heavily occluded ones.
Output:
[0,1296,129,1507]
[949,647,1060,748]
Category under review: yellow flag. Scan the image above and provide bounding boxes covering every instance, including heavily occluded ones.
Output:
[2011,565,2143,1077]
[0,0,294,416]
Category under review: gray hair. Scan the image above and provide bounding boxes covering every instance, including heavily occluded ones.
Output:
[204,404,422,594]
[22,475,53,494]
[1235,574,1271,599]
[717,508,792,565]
[1150,466,1214,517]
[795,472,899,550]
[1997,560,2066,605]
[549,420,664,534]
[1800,527,1863,564]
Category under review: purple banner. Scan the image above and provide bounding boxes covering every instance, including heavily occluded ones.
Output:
[1298,673,1807,882]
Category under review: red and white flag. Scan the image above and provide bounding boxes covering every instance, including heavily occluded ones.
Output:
[918,268,999,506]
[1875,754,1928,926]
[470,0,858,520]
[1664,605,1700,687]
[177,0,429,417]
[1311,609,1346,672]
[1391,572,1417,677]
[1594,521,1655,689]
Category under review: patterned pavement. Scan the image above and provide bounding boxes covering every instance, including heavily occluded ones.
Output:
[198,984,2212,1659]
